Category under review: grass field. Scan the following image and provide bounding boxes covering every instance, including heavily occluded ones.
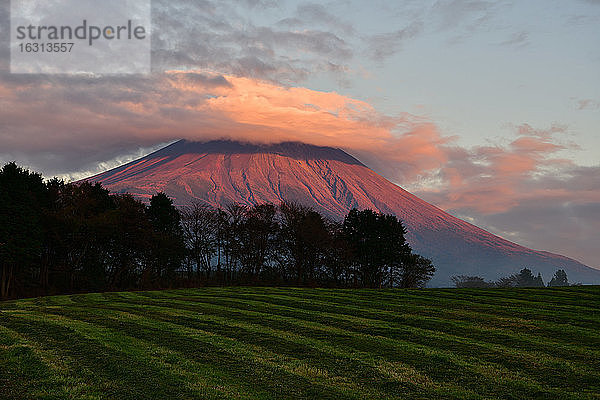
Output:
[0,287,599,400]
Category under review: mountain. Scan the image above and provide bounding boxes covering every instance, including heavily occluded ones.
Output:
[85,139,600,286]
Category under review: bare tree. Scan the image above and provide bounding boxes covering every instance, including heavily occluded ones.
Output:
[180,203,217,280]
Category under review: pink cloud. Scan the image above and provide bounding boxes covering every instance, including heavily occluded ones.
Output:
[0,71,452,183]
[416,124,598,214]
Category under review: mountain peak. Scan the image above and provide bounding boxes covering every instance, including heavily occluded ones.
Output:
[153,139,366,167]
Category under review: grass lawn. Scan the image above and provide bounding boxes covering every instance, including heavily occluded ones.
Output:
[0,286,599,399]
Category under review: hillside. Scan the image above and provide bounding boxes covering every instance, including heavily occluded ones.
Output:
[85,140,600,286]
[1,287,599,399]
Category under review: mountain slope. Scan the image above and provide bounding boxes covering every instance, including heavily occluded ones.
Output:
[86,140,600,286]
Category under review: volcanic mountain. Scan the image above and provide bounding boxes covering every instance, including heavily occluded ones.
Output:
[86,140,600,286]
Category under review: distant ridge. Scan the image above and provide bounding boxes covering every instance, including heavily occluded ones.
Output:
[85,139,600,286]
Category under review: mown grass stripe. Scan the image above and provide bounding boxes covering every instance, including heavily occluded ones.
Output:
[162,286,600,311]
[236,287,600,327]
[111,292,600,393]
[0,309,299,400]
[28,303,386,400]
[131,290,600,356]
[268,288,600,328]
[0,324,76,400]
[141,287,600,334]
[35,302,443,399]
[0,312,220,400]
[52,296,592,393]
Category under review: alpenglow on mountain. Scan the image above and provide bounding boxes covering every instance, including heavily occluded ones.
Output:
[86,140,600,286]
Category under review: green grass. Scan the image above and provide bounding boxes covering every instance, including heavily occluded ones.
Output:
[1,287,599,399]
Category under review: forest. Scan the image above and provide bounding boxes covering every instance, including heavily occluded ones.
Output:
[0,162,435,299]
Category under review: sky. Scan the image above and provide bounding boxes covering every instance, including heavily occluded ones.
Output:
[0,0,599,268]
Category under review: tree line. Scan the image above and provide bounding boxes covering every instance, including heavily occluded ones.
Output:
[452,268,573,288]
[0,162,435,299]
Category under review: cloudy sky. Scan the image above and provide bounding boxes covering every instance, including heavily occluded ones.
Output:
[1,0,599,268]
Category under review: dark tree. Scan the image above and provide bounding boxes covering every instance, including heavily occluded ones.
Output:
[278,202,330,285]
[180,203,217,280]
[495,268,544,288]
[534,273,544,287]
[548,269,569,287]
[213,208,229,281]
[223,203,249,280]
[322,221,353,287]
[0,162,47,298]
[238,204,278,280]
[48,181,116,292]
[451,275,494,288]
[495,275,517,288]
[146,193,185,286]
[343,209,413,288]
[398,254,435,288]
[104,194,152,289]
[514,268,544,287]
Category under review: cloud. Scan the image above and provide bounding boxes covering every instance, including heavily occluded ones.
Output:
[576,99,600,110]
[431,0,501,32]
[414,124,582,213]
[236,0,280,9]
[293,2,355,35]
[0,72,590,214]
[499,31,529,48]
[0,70,449,182]
[364,21,423,61]
[450,176,600,269]
[149,0,354,83]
